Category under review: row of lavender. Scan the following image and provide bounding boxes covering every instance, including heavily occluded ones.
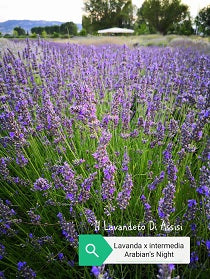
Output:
[0,39,209,278]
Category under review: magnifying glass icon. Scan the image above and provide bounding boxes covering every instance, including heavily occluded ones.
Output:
[85,244,99,258]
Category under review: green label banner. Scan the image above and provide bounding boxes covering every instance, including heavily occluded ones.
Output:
[79,234,113,266]
[79,235,190,266]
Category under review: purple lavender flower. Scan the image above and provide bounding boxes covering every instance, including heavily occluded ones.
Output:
[185,166,196,188]
[205,240,210,250]
[117,173,133,210]
[156,121,165,144]
[162,143,173,165]
[17,261,36,278]
[27,209,41,225]
[29,235,53,249]
[91,266,100,277]
[148,160,153,169]
[0,244,5,260]
[190,251,199,267]
[181,122,192,150]
[101,164,116,200]
[148,171,165,190]
[78,172,97,203]
[57,213,78,248]
[33,178,51,191]
[0,271,5,279]
[92,130,112,169]
[72,158,85,166]
[167,161,178,182]
[91,265,111,279]
[104,204,116,216]
[84,208,97,227]
[57,162,78,203]
[197,166,210,197]
[168,119,178,137]
[0,157,10,179]
[15,154,28,167]
[157,264,179,279]
[58,253,64,261]
[110,88,123,127]
[184,199,197,221]
[122,148,129,172]
[158,183,176,220]
[140,195,155,223]
[0,199,21,236]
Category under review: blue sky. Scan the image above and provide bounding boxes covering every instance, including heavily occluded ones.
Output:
[0,0,209,23]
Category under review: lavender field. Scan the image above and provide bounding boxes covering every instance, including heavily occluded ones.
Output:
[0,38,209,278]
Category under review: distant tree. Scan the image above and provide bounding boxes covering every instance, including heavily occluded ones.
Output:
[44,25,60,34]
[79,29,87,36]
[60,22,78,36]
[168,17,194,35]
[116,0,134,28]
[138,0,189,35]
[83,0,134,33]
[4,34,13,38]
[51,32,60,38]
[135,3,156,33]
[134,22,150,34]
[41,30,47,38]
[52,25,60,33]
[31,27,44,35]
[30,33,37,38]
[13,26,26,36]
[13,30,18,37]
[0,32,2,38]
[195,6,210,36]
[82,16,93,34]
[176,18,194,35]
[44,26,51,34]
[30,22,77,37]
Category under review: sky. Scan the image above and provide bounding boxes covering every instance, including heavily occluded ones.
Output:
[0,0,209,23]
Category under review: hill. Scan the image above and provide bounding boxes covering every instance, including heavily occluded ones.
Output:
[0,20,82,34]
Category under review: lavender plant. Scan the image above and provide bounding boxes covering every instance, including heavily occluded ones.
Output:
[0,39,209,278]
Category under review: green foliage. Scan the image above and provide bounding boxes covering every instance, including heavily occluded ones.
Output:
[31,26,44,35]
[30,22,78,38]
[51,32,60,38]
[82,16,94,34]
[45,25,60,34]
[83,0,134,33]
[13,30,18,37]
[13,26,26,36]
[3,33,13,38]
[79,28,87,36]
[30,32,37,38]
[175,19,194,35]
[138,0,189,35]
[60,22,78,36]
[0,32,2,38]
[195,5,210,36]
[134,23,150,35]
[31,23,77,37]
[41,30,47,38]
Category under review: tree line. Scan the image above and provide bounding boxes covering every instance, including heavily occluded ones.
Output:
[83,0,210,36]
[0,1,209,38]
[1,22,80,39]
[31,22,78,37]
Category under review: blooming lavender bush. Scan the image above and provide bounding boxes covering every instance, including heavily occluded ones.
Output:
[0,39,209,278]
